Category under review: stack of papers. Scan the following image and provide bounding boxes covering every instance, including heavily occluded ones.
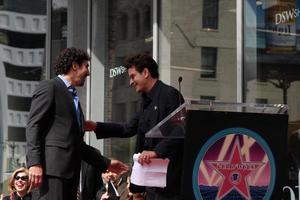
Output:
[130,153,170,188]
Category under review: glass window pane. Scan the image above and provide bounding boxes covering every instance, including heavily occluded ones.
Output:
[117,13,128,40]
[51,0,67,78]
[143,5,151,35]
[91,0,152,164]
[244,0,300,176]
[244,0,300,117]
[0,0,47,194]
[201,47,217,78]
[202,0,219,29]
[159,0,236,102]
[133,9,141,38]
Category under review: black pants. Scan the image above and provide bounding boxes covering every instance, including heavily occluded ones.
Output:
[39,175,79,200]
[145,188,183,200]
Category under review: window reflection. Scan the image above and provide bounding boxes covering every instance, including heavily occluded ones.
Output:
[51,0,67,78]
[97,0,153,164]
[244,0,300,188]
[117,12,128,40]
[244,0,300,121]
[201,47,217,78]
[0,0,46,193]
[202,0,219,30]
[143,5,151,36]
[168,0,236,101]
[133,9,141,38]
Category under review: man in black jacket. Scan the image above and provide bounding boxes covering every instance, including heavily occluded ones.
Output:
[85,53,184,200]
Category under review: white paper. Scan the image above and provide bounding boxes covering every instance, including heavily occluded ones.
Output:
[130,153,170,188]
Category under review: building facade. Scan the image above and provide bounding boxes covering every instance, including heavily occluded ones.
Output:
[0,0,300,196]
[0,0,46,188]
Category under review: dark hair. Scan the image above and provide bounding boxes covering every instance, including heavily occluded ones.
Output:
[124,53,159,78]
[54,47,91,75]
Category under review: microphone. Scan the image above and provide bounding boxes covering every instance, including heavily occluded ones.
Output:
[178,76,182,94]
[177,76,184,122]
[178,76,183,108]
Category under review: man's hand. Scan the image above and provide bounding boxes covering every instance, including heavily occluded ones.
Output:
[138,150,158,165]
[107,159,129,175]
[28,165,43,188]
[100,192,109,200]
[84,120,97,132]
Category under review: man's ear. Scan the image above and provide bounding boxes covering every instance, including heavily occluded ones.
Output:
[142,68,150,79]
[71,62,77,71]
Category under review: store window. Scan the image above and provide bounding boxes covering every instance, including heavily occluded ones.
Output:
[202,0,219,29]
[90,0,152,164]
[0,0,47,194]
[50,0,89,119]
[244,0,300,119]
[133,9,141,38]
[112,103,126,122]
[244,0,300,189]
[143,5,151,35]
[51,0,67,77]
[117,12,128,40]
[160,0,236,102]
[200,47,217,78]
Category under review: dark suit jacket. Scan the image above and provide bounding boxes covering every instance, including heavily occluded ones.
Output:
[94,80,184,197]
[81,160,103,200]
[26,77,110,179]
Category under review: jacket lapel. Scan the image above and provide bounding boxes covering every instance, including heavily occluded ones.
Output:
[78,102,85,136]
[54,77,81,128]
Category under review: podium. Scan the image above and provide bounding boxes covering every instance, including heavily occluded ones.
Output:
[146,100,289,200]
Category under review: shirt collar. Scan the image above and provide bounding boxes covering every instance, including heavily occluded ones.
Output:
[58,74,72,88]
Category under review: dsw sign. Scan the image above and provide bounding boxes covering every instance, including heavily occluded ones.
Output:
[275,8,300,25]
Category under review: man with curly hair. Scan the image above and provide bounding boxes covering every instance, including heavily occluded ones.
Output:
[26,47,128,200]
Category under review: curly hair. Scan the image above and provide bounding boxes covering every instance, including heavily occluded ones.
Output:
[124,52,159,78]
[54,47,91,75]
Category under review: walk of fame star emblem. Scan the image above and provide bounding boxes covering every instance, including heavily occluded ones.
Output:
[193,128,276,200]
[208,139,264,200]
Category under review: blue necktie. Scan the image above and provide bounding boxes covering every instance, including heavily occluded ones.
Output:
[68,87,81,125]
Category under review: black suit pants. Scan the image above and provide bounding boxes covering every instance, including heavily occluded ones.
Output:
[145,188,183,200]
[39,175,79,200]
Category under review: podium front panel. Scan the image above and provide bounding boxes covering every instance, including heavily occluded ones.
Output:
[182,110,288,200]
